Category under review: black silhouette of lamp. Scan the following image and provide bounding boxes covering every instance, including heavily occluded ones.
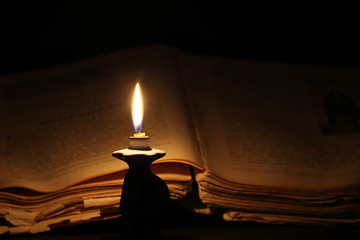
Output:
[112,83,169,238]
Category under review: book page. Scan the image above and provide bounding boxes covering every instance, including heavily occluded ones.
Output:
[0,47,202,192]
[183,54,360,189]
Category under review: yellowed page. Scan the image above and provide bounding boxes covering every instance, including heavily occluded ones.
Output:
[183,54,360,190]
[0,46,202,192]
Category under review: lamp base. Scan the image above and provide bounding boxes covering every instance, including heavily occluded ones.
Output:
[112,148,169,237]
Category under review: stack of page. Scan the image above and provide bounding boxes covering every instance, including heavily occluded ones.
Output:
[1,46,359,234]
[182,54,360,225]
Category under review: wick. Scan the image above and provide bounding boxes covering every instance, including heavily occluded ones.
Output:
[133,131,146,138]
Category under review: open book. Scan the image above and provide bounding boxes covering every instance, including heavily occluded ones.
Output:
[1,46,360,234]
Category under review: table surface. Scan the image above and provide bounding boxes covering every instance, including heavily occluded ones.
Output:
[3,220,360,240]
[2,200,360,240]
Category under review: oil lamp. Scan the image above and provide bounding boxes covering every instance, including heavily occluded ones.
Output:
[112,83,169,237]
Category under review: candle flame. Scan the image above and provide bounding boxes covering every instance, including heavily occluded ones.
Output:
[132,83,143,133]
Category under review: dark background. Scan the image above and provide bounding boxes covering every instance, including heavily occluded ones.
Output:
[1,1,359,76]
